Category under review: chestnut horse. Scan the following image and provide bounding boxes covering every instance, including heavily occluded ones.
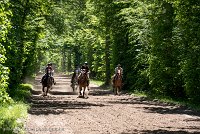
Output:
[113,69,122,95]
[78,69,88,98]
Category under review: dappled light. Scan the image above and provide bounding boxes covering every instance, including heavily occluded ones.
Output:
[1,0,200,133]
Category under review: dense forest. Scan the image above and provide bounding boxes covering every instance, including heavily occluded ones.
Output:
[1,0,200,106]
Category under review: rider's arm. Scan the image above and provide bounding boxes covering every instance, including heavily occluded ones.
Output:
[121,68,123,74]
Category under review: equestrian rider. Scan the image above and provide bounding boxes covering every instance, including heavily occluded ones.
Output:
[41,63,56,85]
[113,64,123,83]
[71,65,80,84]
[78,62,90,90]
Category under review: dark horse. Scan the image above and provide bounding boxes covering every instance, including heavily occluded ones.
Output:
[42,69,53,96]
[113,69,122,95]
[71,73,78,92]
[77,69,88,98]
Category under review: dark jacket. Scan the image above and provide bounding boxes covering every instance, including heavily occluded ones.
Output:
[81,65,89,73]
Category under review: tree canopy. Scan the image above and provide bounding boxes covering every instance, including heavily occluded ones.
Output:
[1,0,200,103]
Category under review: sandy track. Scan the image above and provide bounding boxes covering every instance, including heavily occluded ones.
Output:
[25,74,200,134]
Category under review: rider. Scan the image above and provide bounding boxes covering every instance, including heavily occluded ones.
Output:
[78,62,90,90]
[41,63,56,85]
[71,65,80,85]
[112,64,123,84]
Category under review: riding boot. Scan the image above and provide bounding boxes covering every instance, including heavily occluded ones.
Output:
[52,77,56,85]
[40,75,45,83]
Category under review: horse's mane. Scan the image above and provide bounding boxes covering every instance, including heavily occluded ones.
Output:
[79,71,87,85]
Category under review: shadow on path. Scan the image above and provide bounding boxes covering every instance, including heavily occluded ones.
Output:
[107,97,200,117]
[121,129,200,134]
[28,95,105,115]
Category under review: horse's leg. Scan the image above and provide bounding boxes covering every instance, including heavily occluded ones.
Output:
[42,86,44,92]
[46,86,49,96]
[117,86,119,95]
[85,86,89,99]
[115,87,117,95]
[83,87,85,98]
[78,86,82,97]
[72,81,75,92]
[42,86,45,96]
[44,87,47,96]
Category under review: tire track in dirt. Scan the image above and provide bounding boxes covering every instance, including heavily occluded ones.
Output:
[25,74,200,134]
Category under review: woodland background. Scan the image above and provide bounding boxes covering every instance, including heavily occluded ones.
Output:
[1,0,200,106]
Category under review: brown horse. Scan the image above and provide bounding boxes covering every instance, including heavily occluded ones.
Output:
[42,75,53,96]
[113,69,122,95]
[77,69,88,98]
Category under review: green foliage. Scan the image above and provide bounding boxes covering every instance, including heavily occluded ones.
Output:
[0,103,29,134]
[3,0,51,88]
[0,0,12,105]
[173,0,200,102]
[9,84,32,102]
[1,0,200,107]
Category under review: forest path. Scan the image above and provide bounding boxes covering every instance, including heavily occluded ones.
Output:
[25,74,200,134]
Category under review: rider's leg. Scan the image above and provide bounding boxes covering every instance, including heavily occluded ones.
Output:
[40,74,46,83]
[52,77,56,85]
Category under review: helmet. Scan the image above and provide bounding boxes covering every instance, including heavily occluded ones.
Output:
[84,62,88,65]
[48,63,52,66]
[117,64,121,67]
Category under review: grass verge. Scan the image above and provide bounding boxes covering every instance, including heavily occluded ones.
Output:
[0,84,32,134]
[90,79,112,90]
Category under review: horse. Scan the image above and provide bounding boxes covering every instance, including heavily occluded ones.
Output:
[113,69,122,95]
[77,69,88,98]
[42,69,53,96]
[71,73,78,92]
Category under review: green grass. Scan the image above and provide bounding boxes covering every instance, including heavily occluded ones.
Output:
[0,102,29,134]
[10,84,32,102]
[90,79,104,86]
[90,79,113,90]
[0,83,32,134]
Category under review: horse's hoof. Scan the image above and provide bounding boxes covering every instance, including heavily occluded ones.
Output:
[77,96,82,98]
[84,97,89,99]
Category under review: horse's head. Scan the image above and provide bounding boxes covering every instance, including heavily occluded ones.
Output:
[115,70,122,80]
[117,69,121,75]
[78,69,88,85]
[79,69,87,79]
[81,69,87,75]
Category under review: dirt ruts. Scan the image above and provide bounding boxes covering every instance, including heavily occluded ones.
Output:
[25,74,200,134]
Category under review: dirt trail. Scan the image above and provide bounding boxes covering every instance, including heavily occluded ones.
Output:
[25,74,200,134]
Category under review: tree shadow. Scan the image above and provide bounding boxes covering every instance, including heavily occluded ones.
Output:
[107,97,200,117]
[121,129,200,134]
[28,95,105,115]
[50,91,77,95]
[89,87,113,96]
[141,106,200,116]
[89,86,130,96]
